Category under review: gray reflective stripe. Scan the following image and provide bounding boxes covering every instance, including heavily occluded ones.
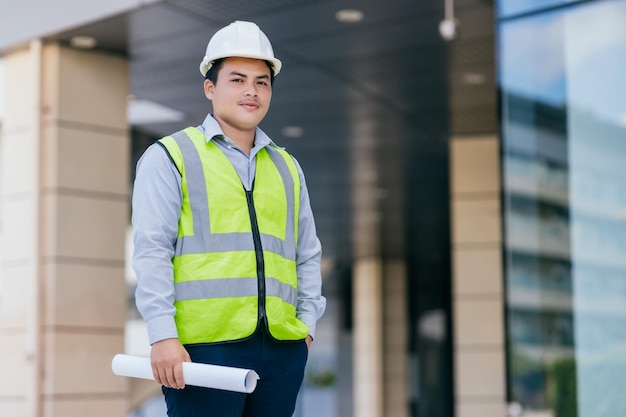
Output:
[175,277,257,301]
[264,146,296,259]
[171,130,297,260]
[175,232,255,256]
[171,130,214,256]
[175,233,287,257]
[175,277,297,307]
[265,276,298,306]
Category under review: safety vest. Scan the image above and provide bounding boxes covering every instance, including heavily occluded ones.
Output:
[158,127,310,344]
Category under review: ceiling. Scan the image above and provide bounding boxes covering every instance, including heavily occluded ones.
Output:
[50,0,496,265]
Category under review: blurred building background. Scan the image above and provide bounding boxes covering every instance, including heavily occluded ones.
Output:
[0,0,625,416]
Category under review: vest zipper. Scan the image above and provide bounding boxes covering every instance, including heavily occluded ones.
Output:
[245,189,268,332]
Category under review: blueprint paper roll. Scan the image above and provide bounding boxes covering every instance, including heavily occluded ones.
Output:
[111,354,259,393]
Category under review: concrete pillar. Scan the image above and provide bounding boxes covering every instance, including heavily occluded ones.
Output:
[352,258,410,417]
[353,257,383,417]
[0,41,129,416]
[450,136,506,417]
[382,260,409,417]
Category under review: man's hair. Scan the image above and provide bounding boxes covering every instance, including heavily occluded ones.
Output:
[205,58,276,85]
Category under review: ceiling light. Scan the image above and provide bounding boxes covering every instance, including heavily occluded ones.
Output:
[336,9,364,23]
[70,35,97,50]
[462,72,485,85]
[282,126,304,138]
[127,98,185,125]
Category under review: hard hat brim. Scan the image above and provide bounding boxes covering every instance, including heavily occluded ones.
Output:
[200,54,282,77]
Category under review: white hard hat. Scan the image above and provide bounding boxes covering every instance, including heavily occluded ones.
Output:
[199,21,282,77]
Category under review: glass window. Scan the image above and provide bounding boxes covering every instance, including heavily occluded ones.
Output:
[500,1,626,416]
[498,0,582,18]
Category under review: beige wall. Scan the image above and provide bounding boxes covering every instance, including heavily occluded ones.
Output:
[450,136,506,417]
[352,257,409,417]
[382,260,409,417]
[353,257,384,417]
[0,41,129,416]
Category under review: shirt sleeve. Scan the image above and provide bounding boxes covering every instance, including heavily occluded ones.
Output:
[131,143,182,345]
[293,158,327,339]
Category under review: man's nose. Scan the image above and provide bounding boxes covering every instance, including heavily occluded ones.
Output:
[244,82,258,96]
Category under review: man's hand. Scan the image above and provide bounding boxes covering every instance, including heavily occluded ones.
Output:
[151,338,191,389]
[305,335,313,349]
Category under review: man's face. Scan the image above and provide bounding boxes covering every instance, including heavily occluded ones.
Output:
[204,57,272,134]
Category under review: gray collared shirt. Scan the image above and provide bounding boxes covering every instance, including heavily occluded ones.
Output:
[132,114,326,345]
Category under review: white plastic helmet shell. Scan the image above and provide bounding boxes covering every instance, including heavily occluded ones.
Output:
[199,21,282,77]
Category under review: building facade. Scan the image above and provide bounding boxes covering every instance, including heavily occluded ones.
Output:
[0,1,624,416]
[499,1,626,416]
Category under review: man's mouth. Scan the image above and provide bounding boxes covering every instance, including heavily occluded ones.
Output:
[240,100,259,110]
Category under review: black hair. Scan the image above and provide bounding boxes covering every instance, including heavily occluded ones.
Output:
[204,58,276,85]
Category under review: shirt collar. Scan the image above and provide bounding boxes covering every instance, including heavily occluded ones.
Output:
[198,113,281,149]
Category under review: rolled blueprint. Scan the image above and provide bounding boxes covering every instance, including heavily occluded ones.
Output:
[111,354,259,393]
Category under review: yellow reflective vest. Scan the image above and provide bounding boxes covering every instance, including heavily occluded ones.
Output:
[158,127,310,344]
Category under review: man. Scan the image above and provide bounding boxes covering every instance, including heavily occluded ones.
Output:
[132,21,326,417]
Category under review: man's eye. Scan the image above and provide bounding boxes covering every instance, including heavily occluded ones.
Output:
[232,78,243,83]
[257,81,268,86]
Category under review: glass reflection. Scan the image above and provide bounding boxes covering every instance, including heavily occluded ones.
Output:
[499,0,582,19]
[566,2,626,415]
[500,1,626,416]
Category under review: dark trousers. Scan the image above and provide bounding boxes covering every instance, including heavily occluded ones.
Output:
[162,326,308,417]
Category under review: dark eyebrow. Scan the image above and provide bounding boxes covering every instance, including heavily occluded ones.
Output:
[229,71,270,80]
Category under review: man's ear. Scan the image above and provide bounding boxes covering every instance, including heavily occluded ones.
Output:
[204,79,215,100]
